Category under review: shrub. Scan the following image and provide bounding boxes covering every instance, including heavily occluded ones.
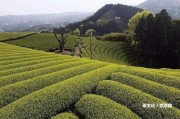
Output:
[0,58,79,77]
[96,80,180,119]
[0,54,49,66]
[0,62,107,107]
[95,36,102,40]
[51,112,78,119]
[0,65,119,119]
[117,68,180,89]
[0,53,60,66]
[111,72,180,109]
[0,60,92,87]
[0,53,45,61]
[102,33,127,42]
[75,94,139,119]
[0,54,72,71]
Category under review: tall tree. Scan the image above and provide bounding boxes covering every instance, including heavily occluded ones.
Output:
[128,11,152,32]
[155,9,173,52]
[54,27,69,52]
[131,10,179,68]
[134,17,146,46]
[143,13,155,50]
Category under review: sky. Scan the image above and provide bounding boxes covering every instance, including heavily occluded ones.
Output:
[0,0,146,16]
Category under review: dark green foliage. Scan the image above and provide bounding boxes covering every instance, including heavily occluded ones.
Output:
[173,19,180,67]
[133,10,179,68]
[101,33,127,42]
[75,94,140,119]
[134,17,146,45]
[155,10,173,51]
[96,80,180,119]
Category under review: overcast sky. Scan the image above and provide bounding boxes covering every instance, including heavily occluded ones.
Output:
[0,0,146,16]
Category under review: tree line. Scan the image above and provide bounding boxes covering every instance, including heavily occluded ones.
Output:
[130,10,180,68]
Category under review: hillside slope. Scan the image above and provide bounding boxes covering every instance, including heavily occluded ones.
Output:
[4,33,137,65]
[66,4,142,35]
[137,0,180,19]
[0,42,180,119]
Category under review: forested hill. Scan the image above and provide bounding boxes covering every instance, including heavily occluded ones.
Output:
[66,4,142,35]
[137,0,180,19]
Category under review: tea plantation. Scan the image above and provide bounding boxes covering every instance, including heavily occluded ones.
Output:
[0,32,35,42]
[0,42,180,119]
[5,33,137,65]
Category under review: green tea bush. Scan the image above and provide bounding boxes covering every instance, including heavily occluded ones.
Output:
[0,54,73,71]
[118,68,180,89]
[0,65,119,119]
[102,33,127,42]
[75,94,139,119]
[0,54,56,66]
[111,72,180,109]
[96,80,180,119]
[0,52,45,61]
[0,58,79,77]
[0,32,35,41]
[0,55,71,71]
[51,112,78,119]
[0,60,92,87]
[0,62,107,107]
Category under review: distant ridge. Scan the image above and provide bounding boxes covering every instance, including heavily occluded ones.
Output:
[66,4,142,35]
[0,12,93,32]
[137,0,180,19]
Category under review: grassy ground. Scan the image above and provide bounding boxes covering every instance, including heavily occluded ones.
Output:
[0,32,34,41]
[0,42,179,119]
[5,33,79,51]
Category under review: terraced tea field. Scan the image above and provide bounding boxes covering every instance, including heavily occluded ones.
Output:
[5,33,78,51]
[5,33,137,65]
[0,42,180,119]
[0,32,35,42]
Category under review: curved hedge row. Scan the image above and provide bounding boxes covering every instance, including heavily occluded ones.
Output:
[96,80,180,119]
[118,68,180,89]
[94,42,107,60]
[152,70,180,77]
[51,112,78,119]
[0,60,93,87]
[0,54,57,66]
[75,94,139,119]
[0,32,35,41]
[81,38,135,65]
[0,62,107,107]
[0,65,119,119]
[0,55,71,71]
[0,54,73,71]
[0,58,79,77]
[143,68,180,77]
[0,53,47,61]
[111,72,180,109]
